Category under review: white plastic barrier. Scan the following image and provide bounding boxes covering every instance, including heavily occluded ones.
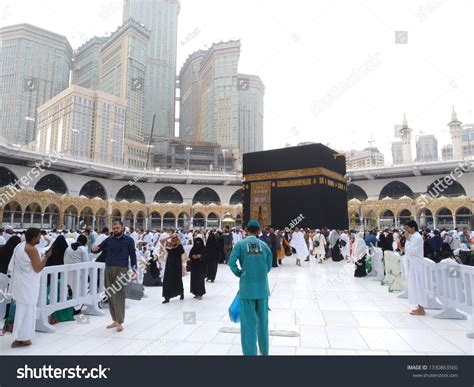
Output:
[398,255,409,299]
[460,265,474,338]
[384,251,404,292]
[0,273,11,319]
[36,262,106,333]
[422,259,473,338]
[420,259,443,310]
[368,245,384,282]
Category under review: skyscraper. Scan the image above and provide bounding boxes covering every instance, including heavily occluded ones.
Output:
[99,19,150,141]
[178,40,265,155]
[123,0,181,139]
[36,85,126,166]
[238,74,265,154]
[179,41,241,147]
[0,24,73,145]
[178,50,205,141]
[199,41,241,148]
[71,36,108,90]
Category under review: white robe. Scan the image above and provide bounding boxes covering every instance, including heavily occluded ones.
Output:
[10,242,42,341]
[312,233,326,256]
[340,233,350,257]
[352,232,367,261]
[290,231,309,259]
[405,232,428,308]
[9,242,41,305]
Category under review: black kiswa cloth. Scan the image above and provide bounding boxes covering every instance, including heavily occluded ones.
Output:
[243,143,348,230]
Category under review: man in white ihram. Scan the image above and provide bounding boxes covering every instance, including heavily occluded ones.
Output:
[404,220,427,316]
[9,228,51,348]
[290,227,309,266]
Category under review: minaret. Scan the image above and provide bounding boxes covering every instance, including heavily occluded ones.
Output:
[448,106,463,160]
[400,114,413,164]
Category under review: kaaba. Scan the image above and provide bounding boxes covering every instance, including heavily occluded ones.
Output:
[243,143,349,230]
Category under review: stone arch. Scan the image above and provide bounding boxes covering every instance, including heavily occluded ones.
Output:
[399,209,412,225]
[347,184,368,201]
[79,180,108,200]
[349,211,361,228]
[64,205,79,230]
[380,209,395,228]
[455,207,472,228]
[80,207,94,227]
[96,208,108,230]
[154,186,184,204]
[116,185,146,204]
[124,210,134,228]
[163,212,176,230]
[24,202,43,226]
[192,188,221,205]
[229,189,243,205]
[418,208,434,229]
[193,212,205,228]
[136,211,146,230]
[35,174,68,194]
[149,212,161,230]
[2,201,22,226]
[44,204,60,229]
[112,209,122,223]
[207,212,219,229]
[427,179,466,198]
[0,166,18,187]
[178,212,190,229]
[436,208,453,229]
[379,181,414,200]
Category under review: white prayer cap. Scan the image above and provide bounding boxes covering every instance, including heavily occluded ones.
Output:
[5,225,13,230]
[159,232,170,241]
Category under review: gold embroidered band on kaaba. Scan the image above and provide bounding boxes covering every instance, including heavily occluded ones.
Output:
[243,167,347,184]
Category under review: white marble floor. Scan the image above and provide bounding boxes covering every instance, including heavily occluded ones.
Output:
[1,257,472,356]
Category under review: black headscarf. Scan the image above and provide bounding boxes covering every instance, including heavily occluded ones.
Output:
[46,235,69,267]
[189,237,205,258]
[71,234,88,251]
[0,235,21,274]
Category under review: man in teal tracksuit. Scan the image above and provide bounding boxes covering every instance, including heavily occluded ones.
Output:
[228,220,273,356]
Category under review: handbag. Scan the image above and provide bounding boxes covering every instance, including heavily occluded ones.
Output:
[124,281,144,301]
[228,292,240,323]
[365,257,372,273]
[143,260,162,287]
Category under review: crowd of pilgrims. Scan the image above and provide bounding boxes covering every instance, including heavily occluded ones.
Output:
[1,223,472,331]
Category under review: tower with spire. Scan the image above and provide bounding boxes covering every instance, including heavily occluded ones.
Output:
[448,106,463,160]
[400,114,413,164]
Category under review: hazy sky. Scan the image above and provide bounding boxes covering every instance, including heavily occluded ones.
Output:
[2,0,473,162]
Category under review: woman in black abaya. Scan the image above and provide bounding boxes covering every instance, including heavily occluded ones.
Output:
[329,230,343,262]
[205,232,219,282]
[189,237,206,299]
[0,236,21,274]
[162,234,186,304]
[46,235,69,267]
